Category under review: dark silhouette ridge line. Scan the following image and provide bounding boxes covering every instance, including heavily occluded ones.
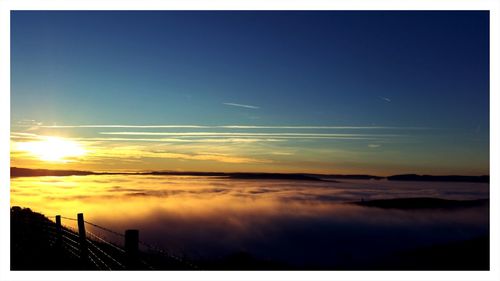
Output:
[10,167,489,183]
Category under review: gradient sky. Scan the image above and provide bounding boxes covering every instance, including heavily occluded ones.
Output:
[10,11,489,175]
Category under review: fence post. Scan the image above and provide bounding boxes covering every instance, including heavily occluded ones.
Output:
[77,213,88,263]
[55,215,62,249]
[125,229,139,269]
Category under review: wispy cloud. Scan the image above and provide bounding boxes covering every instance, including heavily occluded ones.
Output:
[10,133,273,164]
[10,131,381,144]
[379,96,392,103]
[99,132,376,136]
[271,151,295,156]
[15,119,42,126]
[39,124,427,130]
[13,119,43,131]
[98,132,400,138]
[87,147,271,164]
[11,132,39,137]
[77,137,285,143]
[219,125,424,129]
[10,132,286,144]
[41,125,209,128]
[223,103,260,109]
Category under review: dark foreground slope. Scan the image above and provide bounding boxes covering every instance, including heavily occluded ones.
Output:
[11,204,489,270]
[11,207,194,270]
[384,235,489,270]
[11,207,87,270]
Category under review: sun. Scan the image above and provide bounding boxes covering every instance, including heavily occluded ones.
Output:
[16,136,86,162]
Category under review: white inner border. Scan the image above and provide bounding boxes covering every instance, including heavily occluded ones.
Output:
[0,0,498,280]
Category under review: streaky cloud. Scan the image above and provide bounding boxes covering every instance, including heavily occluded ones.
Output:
[98,132,401,137]
[41,125,209,128]
[85,146,271,164]
[223,103,260,109]
[11,132,39,137]
[10,131,383,144]
[38,124,428,130]
[76,137,285,143]
[271,151,295,156]
[84,136,380,142]
[218,125,426,129]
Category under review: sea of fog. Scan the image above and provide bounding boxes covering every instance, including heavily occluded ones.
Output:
[10,175,489,268]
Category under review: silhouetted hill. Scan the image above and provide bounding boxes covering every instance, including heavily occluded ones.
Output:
[151,171,326,181]
[351,197,489,209]
[11,167,489,183]
[11,205,488,270]
[372,235,489,270]
[11,167,96,178]
[387,174,489,183]
[321,174,383,180]
[11,167,327,181]
[11,207,194,270]
[230,173,326,181]
[11,206,88,270]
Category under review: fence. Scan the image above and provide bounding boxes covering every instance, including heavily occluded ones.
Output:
[11,207,196,270]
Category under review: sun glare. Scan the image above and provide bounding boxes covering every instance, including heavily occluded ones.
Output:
[16,136,86,162]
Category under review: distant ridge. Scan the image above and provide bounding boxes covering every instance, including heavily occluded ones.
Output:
[11,167,96,178]
[387,174,489,183]
[10,167,489,183]
[151,171,326,181]
[320,174,383,180]
[10,167,326,181]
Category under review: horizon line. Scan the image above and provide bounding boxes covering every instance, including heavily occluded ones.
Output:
[10,166,490,178]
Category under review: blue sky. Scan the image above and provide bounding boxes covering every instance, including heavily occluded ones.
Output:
[10,11,489,175]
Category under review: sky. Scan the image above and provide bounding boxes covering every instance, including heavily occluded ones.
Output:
[10,11,489,175]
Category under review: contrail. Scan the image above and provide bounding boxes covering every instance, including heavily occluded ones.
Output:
[40,124,428,130]
[223,102,260,109]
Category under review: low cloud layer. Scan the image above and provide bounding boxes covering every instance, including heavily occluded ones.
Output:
[11,175,489,267]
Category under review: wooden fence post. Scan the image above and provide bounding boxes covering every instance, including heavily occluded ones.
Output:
[55,215,62,249]
[77,213,88,262]
[125,229,139,269]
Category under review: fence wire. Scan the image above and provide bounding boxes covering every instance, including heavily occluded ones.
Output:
[22,212,196,270]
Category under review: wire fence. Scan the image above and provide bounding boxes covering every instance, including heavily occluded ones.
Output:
[12,208,196,270]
